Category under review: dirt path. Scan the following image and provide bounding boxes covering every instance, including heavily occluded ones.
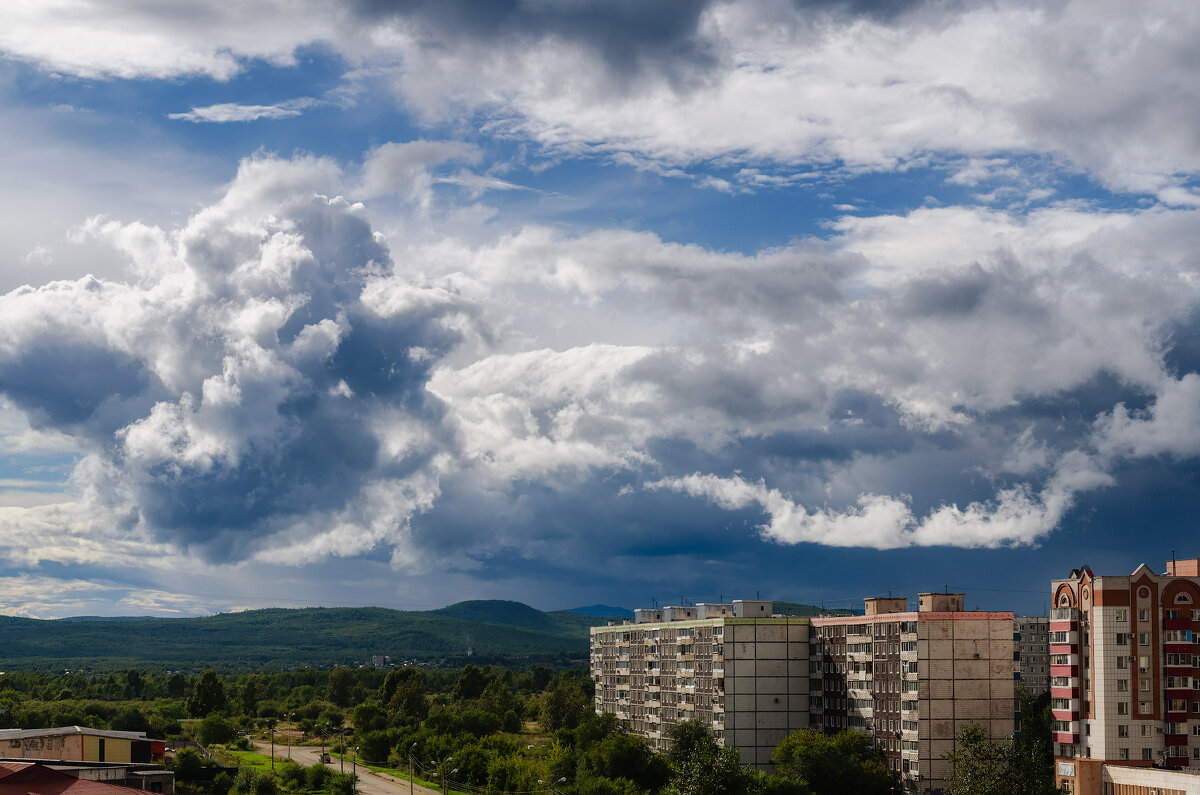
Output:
[253,740,446,795]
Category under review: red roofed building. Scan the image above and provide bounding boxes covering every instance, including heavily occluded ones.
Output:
[0,762,146,795]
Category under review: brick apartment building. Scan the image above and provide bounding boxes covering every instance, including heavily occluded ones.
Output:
[1051,558,1200,794]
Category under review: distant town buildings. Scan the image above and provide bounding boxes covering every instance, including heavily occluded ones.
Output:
[1050,558,1200,794]
[591,592,1019,793]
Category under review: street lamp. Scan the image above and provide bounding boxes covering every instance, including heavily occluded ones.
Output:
[286,712,294,760]
[432,757,452,795]
[267,719,277,772]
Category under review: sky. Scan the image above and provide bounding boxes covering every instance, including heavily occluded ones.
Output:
[1,0,1199,620]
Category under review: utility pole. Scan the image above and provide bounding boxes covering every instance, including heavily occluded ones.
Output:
[408,743,416,795]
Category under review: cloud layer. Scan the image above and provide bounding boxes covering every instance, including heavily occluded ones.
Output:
[3,1,1200,614]
[6,1,1200,196]
[1,148,1198,584]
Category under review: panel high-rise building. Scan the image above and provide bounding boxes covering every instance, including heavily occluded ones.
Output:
[590,600,811,768]
[808,593,1016,794]
[592,592,1016,793]
[1016,616,1051,698]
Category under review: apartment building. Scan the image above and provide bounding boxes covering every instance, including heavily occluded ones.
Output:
[810,593,1017,794]
[590,600,810,767]
[1051,559,1200,794]
[1016,616,1051,698]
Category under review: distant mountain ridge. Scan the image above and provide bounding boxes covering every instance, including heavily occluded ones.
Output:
[0,598,846,672]
[566,604,633,618]
[0,602,601,673]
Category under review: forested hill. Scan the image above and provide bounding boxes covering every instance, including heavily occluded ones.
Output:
[0,599,844,673]
[0,601,604,673]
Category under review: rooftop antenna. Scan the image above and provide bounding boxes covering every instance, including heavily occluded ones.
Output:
[757,590,761,600]
[1172,549,1177,575]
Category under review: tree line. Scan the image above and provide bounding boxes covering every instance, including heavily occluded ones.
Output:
[0,667,1062,794]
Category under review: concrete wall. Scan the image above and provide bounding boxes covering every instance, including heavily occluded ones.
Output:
[2,734,81,761]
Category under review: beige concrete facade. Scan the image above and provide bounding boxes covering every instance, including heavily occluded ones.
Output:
[1051,560,1200,792]
[590,601,810,768]
[811,594,1016,794]
[0,727,162,764]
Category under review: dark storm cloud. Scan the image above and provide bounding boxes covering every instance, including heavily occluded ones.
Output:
[351,0,719,87]
[0,342,156,433]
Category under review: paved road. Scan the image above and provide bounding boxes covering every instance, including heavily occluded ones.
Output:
[253,740,446,795]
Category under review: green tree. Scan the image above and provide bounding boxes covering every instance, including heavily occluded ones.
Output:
[198,714,237,746]
[0,691,21,730]
[326,668,354,708]
[166,673,188,698]
[186,671,227,717]
[172,749,205,782]
[111,706,150,733]
[771,729,889,795]
[581,733,669,793]
[539,677,589,731]
[352,702,387,733]
[942,723,1067,795]
[664,721,765,795]
[452,665,488,702]
[384,670,428,720]
[123,670,144,699]
[239,677,259,717]
[358,729,392,764]
[663,720,714,769]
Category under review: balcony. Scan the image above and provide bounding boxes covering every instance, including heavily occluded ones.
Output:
[1166,734,1189,746]
[1051,732,1079,744]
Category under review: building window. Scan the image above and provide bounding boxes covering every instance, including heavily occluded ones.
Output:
[1119,748,1129,760]
[1117,702,1129,715]
[1140,679,1151,692]
[1117,656,1127,669]
[1139,633,1150,646]
[1115,633,1127,646]
[1117,725,1129,737]
[1143,748,1153,760]
[1138,609,1149,621]
[1116,679,1129,692]
[1140,701,1152,714]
